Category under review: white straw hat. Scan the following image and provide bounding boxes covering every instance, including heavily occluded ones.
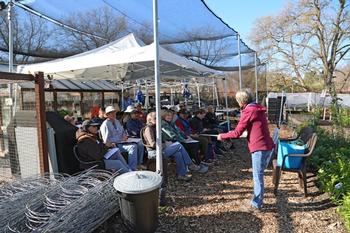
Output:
[105,106,117,114]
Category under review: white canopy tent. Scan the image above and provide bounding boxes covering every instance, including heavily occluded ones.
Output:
[17,33,222,81]
[17,31,229,175]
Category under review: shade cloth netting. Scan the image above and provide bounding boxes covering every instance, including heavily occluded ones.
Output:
[9,0,257,70]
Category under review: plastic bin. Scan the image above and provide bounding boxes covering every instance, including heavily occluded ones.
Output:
[277,141,306,169]
[114,171,162,233]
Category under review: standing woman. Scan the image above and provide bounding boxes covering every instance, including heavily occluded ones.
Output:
[217,89,274,210]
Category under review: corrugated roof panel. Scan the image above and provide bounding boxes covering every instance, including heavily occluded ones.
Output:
[52,80,70,90]
[68,79,91,90]
[81,81,104,90]
[19,79,120,91]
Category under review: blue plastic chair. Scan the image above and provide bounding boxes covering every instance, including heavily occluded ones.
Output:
[272,133,317,196]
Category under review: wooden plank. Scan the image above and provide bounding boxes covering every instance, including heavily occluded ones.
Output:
[0,71,34,82]
[34,72,49,174]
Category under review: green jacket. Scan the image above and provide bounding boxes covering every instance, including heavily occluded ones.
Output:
[161,120,186,143]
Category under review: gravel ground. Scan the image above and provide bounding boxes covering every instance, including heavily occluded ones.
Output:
[1,125,345,233]
[99,136,347,233]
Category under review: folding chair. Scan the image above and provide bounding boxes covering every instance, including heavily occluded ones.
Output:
[73,145,105,170]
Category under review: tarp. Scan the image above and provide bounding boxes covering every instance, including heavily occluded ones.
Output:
[17,33,222,80]
[267,92,350,109]
[10,0,257,70]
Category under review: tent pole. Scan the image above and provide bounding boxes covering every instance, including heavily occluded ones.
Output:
[237,34,242,90]
[153,0,163,175]
[224,77,229,131]
[265,63,268,97]
[196,82,201,108]
[8,0,14,117]
[278,91,284,127]
[170,87,173,106]
[215,80,219,107]
[121,83,124,111]
[212,78,215,106]
[145,82,149,111]
[255,52,258,103]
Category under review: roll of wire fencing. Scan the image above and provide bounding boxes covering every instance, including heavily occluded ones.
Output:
[5,169,120,233]
[0,173,68,230]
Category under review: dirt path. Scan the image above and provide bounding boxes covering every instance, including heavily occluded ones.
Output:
[103,138,346,233]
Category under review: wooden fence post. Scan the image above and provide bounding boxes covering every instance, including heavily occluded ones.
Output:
[34,72,49,174]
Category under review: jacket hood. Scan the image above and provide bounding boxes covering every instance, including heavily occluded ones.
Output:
[76,129,97,141]
[243,103,267,113]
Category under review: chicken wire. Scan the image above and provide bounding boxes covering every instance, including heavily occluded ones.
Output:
[4,169,120,233]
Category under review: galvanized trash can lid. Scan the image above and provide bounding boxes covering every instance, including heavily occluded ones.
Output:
[113,171,162,194]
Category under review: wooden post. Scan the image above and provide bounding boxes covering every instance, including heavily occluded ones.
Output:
[53,91,58,112]
[80,92,84,118]
[34,72,49,174]
[0,99,5,153]
[20,90,24,110]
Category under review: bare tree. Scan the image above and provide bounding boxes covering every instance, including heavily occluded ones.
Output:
[0,9,52,63]
[250,0,350,96]
[167,26,232,67]
[59,6,128,52]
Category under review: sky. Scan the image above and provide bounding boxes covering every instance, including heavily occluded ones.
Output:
[205,0,287,44]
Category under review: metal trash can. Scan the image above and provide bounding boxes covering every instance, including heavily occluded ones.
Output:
[114,171,162,233]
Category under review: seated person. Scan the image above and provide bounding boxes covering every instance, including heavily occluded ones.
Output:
[204,105,230,133]
[135,103,147,123]
[90,104,100,119]
[203,105,219,129]
[126,107,144,138]
[161,110,207,173]
[76,119,130,173]
[189,109,216,163]
[93,107,106,125]
[142,112,201,181]
[176,109,211,164]
[100,106,144,171]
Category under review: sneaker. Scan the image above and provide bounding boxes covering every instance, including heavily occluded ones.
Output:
[197,164,208,174]
[188,164,201,171]
[201,159,214,166]
[137,164,147,170]
[177,174,192,182]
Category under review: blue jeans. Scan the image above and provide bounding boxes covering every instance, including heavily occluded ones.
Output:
[136,140,144,165]
[103,150,130,173]
[118,144,138,171]
[251,150,272,208]
[164,142,192,176]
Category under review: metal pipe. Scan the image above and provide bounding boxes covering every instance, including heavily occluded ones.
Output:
[153,0,163,175]
[8,0,13,117]
[255,52,258,103]
[196,82,200,108]
[215,80,219,107]
[237,34,242,90]
[170,87,173,106]
[224,77,229,131]
[145,82,149,111]
[121,83,124,111]
[212,77,215,106]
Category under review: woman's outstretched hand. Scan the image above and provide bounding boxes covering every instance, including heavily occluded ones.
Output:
[217,134,223,141]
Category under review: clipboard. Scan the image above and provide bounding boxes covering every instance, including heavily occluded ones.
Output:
[199,133,219,137]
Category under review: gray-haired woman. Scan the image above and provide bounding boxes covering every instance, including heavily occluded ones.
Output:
[217,89,274,210]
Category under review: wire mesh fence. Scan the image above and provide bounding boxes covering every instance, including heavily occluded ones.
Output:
[0,81,43,180]
[1,170,119,233]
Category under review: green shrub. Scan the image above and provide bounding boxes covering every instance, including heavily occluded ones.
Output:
[317,155,350,204]
[338,193,350,230]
